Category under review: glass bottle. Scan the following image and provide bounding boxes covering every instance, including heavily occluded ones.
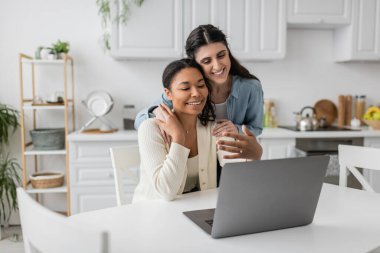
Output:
[123,105,136,130]
[355,95,366,125]
[270,106,278,128]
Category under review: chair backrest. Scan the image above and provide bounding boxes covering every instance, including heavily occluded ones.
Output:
[110,146,140,206]
[17,188,108,253]
[338,145,380,192]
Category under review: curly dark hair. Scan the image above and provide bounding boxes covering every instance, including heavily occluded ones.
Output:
[162,58,215,126]
[185,24,259,81]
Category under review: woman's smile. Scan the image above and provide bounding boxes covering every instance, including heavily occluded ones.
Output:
[195,42,231,86]
[211,67,227,78]
[186,100,202,105]
[165,67,209,116]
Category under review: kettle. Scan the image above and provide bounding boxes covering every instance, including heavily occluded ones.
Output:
[296,106,319,131]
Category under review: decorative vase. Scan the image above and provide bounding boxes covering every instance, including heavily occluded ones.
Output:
[57,53,67,59]
[47,53,57,60]
[40,48,50,60]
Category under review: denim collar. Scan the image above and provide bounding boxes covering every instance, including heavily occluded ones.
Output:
[230,75,240,99]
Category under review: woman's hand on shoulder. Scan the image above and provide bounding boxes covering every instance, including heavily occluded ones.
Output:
[155,103,185,145]
[212,119,238,137]
[153,106,171,143]
[216,125,262,160]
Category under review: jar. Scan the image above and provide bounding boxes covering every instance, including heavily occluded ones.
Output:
[263,99,273,128]
[40,48,50,60]
[123,105,136,130]
[355,95,366,125]
[35,46,43,59]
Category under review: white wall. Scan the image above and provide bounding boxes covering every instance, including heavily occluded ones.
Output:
[1,0,380,222]
[253,28,380,125]
[2,1,380,131]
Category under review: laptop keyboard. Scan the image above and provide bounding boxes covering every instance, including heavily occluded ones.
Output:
[205,219,214,227]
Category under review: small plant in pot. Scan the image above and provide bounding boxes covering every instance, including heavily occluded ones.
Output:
[0,103,21,233]
[52,40,70,59]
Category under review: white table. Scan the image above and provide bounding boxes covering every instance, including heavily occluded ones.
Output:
[69,184,380,253]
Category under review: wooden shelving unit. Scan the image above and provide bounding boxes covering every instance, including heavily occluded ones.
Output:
[19,53,75,215]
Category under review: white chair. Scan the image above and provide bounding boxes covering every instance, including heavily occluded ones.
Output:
[17,188,108,253]
[338,145,380,192]
[110,146,140,206]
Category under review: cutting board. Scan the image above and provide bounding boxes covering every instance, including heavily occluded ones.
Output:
[314,99,338,126]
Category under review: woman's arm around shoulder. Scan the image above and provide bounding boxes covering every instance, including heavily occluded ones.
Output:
[134,93,173,129]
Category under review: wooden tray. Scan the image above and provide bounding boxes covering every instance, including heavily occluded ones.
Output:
[32,102,64,106]
[314,99,338,126]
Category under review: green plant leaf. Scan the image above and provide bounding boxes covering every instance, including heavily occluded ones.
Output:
[52,40,70,54]
[0,104,19,145]
[134,0,144,6]
[0,154,21,224]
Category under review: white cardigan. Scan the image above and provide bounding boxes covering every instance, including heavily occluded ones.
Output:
[132,118,227,203]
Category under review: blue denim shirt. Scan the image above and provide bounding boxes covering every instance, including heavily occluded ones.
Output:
[134,76,264,136]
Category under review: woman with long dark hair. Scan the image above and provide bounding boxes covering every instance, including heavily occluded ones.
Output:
[133,58,233,202]
[135,24,263,160]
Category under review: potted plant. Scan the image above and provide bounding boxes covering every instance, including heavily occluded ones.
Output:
[0,103,21,237]
[52,40,70,59]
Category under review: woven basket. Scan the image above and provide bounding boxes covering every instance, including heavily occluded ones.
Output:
[30,171,64,189]
[363,120,380,130]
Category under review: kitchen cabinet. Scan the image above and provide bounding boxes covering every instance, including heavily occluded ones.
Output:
[287,0,352,27]
[110,0,183,59]
[227,0,286,60]
[67,128,380,213]
[258,138,296,160]
[68,131,138,214]
[113,0,286,60]
[184,0,286,60]
[334,0,380,61]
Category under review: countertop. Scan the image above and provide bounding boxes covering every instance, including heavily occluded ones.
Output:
[260,126,380,139]
[67,127,380,142]
[68,130,138,141]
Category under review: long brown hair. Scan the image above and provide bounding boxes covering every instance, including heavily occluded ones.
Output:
[185,24,259,81]
[162,59,215,126]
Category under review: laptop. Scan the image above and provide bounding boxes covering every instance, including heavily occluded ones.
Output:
[183,155,329,239]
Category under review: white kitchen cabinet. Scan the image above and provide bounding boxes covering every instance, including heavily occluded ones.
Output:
[334,0,380,61]
[183,0,286,60]
[258,138,296,160]
[68,131,138,214]
[365,137,380,148]
[110,0,183,59]
[183,0,218,45]
[287,0,352,27]
[113,0,285,60]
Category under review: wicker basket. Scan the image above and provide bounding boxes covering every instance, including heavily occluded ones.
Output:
[30,171,64,189]
[363,120,380,130]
